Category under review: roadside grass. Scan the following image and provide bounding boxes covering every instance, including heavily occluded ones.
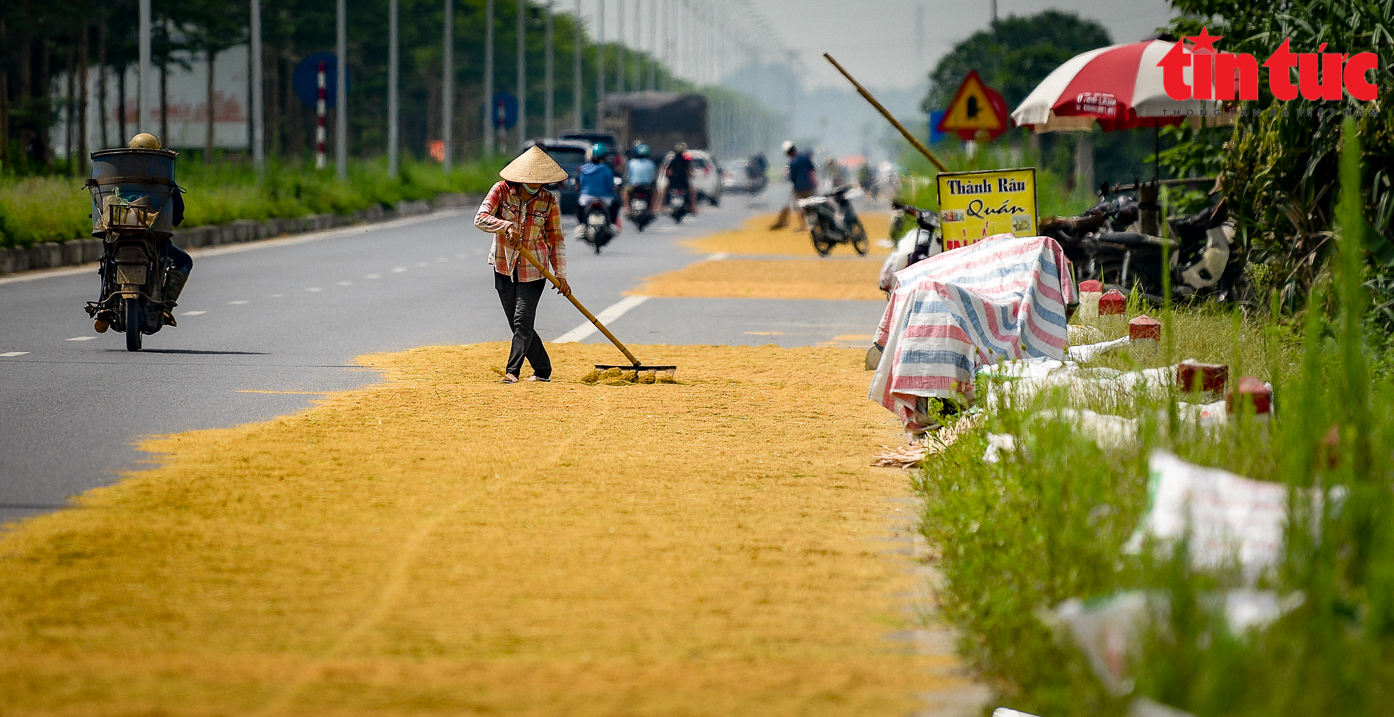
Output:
[913,123,1394,716]
[0,158,502,248]
[0,342,970,715]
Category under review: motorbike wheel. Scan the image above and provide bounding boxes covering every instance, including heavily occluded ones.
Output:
[851,221,870,256]
[124,298,142,352]
[811,228,835,257]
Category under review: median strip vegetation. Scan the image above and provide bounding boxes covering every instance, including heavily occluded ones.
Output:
[0,342,971,715]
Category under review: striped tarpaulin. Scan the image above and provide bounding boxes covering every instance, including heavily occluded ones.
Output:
[869,234,1075,431]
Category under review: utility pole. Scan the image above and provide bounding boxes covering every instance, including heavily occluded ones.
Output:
[616,0,625,94]
[596,0,605,110]
[388,0,399,176]
[516,0,526,148]
[916,4,924,74]
[251,0,264,172]
[138,0,150,133]
[573,0,582,129]
[990,0,997,24]
[647,0,656,90]
[483,0,495,156]
[544,0,554,137]
[335,0,347,180]
[443,0,454,170]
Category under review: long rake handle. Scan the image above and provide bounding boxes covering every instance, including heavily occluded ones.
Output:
[513,242,641,367]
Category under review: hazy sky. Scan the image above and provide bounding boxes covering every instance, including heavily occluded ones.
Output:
[572,0,1177,91]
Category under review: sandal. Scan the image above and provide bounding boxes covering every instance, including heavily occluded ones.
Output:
[526,376,551,382]
[501,374,519,384]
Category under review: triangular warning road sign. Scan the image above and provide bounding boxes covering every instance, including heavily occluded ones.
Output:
[936,70,1012,142]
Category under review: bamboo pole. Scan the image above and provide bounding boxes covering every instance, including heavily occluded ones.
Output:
[823,53,948,173]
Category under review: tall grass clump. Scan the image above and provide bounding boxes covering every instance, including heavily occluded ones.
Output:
[915,119,1394,716]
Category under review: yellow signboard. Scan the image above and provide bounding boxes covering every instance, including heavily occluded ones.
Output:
[936,168,1038,251]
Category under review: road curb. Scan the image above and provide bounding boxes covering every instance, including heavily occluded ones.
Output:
[0,192,482,277]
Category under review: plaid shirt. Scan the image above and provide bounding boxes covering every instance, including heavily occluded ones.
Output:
[474,180,567,282]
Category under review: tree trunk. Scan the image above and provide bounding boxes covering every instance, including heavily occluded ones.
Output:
[18,1,31,101]
[118,68,126,143]
[65,46,74,175]
[98,13,108,148]
[159,57,168,144]
[79,20,89,176]
[205,49,216,163]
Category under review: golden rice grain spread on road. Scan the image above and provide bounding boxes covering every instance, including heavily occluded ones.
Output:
[628,258,887,301]
[682,213,894,257]
[0,342,968,716]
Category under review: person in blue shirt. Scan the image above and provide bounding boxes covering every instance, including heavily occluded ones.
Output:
[576,143,619,230]
[621,143,657,208]
[769,141,817,231]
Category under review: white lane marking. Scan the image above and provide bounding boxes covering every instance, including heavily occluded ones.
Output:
[416,261,429,268]
[183,310,207,316]
[456,253,470,259]
[707,252,729,261]
[435,257,448,262]
[553,295,649,344]
[66,336,98,341]
[228,300,250,305]
[1,352,29,357]
[306,287,322,292]
[365,274,381,279]
[336,280,353,286]
[392,267,407,273]
[268,293,285,298]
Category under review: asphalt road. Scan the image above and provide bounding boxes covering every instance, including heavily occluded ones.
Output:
[0,198,888,524]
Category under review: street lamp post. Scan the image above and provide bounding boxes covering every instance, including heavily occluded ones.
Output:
[251,0,265,172]
[545,0,554,137]
[443,0,454,171]
[516,0,526,148]
[138,0,150,133]
[388,0,399,177]
[483,0,495,156]
[573,0,582,129]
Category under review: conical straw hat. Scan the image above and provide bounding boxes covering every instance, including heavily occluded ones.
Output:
[499,146,569,183]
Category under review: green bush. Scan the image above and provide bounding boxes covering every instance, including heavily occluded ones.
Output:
[0,157,503,248]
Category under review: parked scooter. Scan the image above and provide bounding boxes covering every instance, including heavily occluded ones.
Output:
[626,184,655,232]
[1041,198,1240,302]
[799,185,869,257]
[580,198,618,254]
[879,201,942,294]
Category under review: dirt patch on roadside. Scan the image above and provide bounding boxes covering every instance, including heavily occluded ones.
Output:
[0,342,969,716]
[683,213,894,257]
[629,258,887,300]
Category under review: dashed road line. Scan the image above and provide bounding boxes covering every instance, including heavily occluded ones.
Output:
[336,281,353,286]
[1,352,29,357]
[66,337,97,342]
[392,267,407,273]
[183,311,207,316]
[228,300,250,305]
[306,287,322,292]
[268,294,285,298]
[553,295,649,344]
[365,274,381,279]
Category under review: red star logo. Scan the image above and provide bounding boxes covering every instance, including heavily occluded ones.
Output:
[1186,26,1223,53]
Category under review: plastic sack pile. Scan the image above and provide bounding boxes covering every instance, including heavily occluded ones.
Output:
[869,234,1075,431]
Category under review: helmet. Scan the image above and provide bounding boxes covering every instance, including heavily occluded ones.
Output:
[634,143,650,158]
[590,143,608,159]
[129,133,162,149]
[781,140,795,154]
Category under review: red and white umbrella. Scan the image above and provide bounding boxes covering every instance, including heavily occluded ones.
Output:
[1012,39,1226,132]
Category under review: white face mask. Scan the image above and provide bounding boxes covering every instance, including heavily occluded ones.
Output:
[518,183,541,195]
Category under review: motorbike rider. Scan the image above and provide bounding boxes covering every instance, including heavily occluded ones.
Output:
[746,152,768,183]
[95,132,190,333]
[661,141,697,215]
[622,143,657,208]
[576,143,620,235]
[769,141,816,231]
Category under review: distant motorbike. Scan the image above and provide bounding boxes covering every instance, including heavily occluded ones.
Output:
[666,186,689,224]
[879,200,942,294]
[1040,197,1240,302]
[626,184,655,232]
[580,198,617,254]
[799,185,869,257]
[83,148,181,351]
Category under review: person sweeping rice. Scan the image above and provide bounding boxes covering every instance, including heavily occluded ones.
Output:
[475,147,573,384]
